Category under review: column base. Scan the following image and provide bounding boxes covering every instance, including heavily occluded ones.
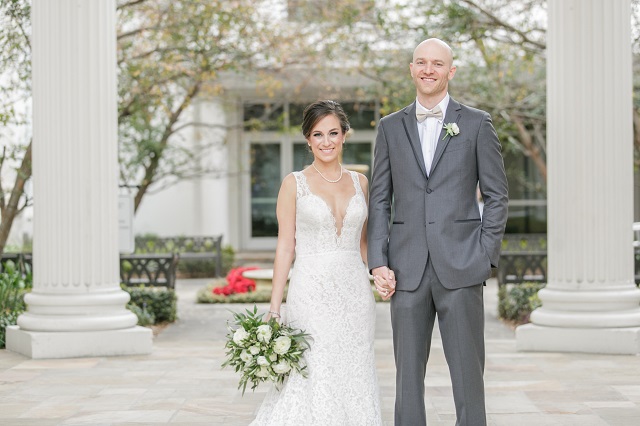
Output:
[5,325,153,359]
[516,323,640,355]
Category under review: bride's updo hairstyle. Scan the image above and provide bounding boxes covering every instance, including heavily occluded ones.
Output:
[301,100,350,139]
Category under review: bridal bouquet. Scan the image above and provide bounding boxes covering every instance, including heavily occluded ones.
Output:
[221,305,311,395]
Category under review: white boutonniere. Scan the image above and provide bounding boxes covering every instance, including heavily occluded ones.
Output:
[442,122,460,140]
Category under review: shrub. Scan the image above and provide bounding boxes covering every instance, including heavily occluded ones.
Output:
[221,245,235,275]
[126,302,156,326]
[0,262,31,349]
[136,235,235,279]
[121,284,178,324]
[498,282,544,325]
[197,280,388,304]
[176,244,236,278]
[212,266,258,295]
[197,279,286,304]
[176,259,217,278]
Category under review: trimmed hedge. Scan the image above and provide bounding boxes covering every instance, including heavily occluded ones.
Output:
[0,262,31,349]
[196,279,281,303]
[177,245,235,277]
[196,279,388,303]
[497,282,544,325]
[122,284,178,324]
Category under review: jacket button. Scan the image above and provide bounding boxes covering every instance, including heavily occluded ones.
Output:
[426,188,432,194]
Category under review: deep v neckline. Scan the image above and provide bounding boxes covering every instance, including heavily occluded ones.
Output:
[302,171,359,239]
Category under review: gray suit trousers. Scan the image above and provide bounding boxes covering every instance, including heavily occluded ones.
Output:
[390,260,486,426]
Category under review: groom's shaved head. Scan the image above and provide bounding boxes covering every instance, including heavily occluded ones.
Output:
[413,38,454,66]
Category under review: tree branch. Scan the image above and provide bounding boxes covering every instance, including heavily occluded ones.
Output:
[0,140,32,255]
[633,108,640,167]
[117,25,161,41]
[133,80,203,211]
[0,145,5,212]
[6,1,31,52]
[511,114,547,182]
[460,0,546,51]
[17,195,32,214]
[117,0,149,10]
[170,121,243,135]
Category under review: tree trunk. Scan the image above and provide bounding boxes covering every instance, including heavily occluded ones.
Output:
[0,141,32,255]
[633,108,640,169]
[133,81,201,212]
[512,114,547,182]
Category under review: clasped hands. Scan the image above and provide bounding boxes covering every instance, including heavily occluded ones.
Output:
[372,266,396,301]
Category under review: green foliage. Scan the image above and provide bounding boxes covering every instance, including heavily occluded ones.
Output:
[117,0,288,207]
[122,284,177,324]
[221,305,311,395]
[197,279,279,304]
[197,279,389,304]
[176,244,235,278]
[221,245,235,275]
[0,261,31,348]
[498,282,544,325]
[0,0,31,118]
[126,302,156,327]
[176,259,215,278]
[133,235,235,278]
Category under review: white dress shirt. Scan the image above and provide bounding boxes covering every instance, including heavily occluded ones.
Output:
[416,94,450,175]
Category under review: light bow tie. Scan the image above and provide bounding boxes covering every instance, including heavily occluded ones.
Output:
[416,105,442,122]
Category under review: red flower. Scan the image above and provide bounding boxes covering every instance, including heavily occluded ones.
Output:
[212,266,259,296]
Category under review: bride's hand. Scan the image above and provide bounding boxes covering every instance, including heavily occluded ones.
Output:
[266,310,281,322]
[374,272,396,301]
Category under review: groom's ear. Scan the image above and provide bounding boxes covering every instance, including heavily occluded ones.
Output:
[448,65,457,81]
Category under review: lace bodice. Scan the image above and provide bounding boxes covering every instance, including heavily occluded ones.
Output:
[293,170,367,257]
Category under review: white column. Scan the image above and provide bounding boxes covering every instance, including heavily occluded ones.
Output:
[516,0,640,354]
[6,0,152,359]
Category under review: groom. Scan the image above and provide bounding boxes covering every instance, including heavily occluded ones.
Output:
[368,38,508,425]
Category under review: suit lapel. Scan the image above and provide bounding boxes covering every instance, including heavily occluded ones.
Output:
[401,102,428,179]
[429,98,462,176]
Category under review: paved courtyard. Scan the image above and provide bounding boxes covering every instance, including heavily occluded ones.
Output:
[0,278,639,425]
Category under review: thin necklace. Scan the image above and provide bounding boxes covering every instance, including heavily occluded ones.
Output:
[312,162,343,183]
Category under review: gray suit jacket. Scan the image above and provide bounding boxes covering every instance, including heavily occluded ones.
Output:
[367,98,509,290]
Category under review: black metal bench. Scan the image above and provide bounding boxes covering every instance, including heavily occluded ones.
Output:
[119,253,179,289]
[497,234,547,286]
[134,235,223,277]
[2,252,178,288]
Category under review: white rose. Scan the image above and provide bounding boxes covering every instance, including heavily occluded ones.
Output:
[256,324,273,343]
[240,350,252,363]
[268,353,278,362]
[273,361,291,375]
[233,328,249,346]
[255,366,270,378]
[451,123,460,135]
[273,336,291,355]
[249,345,261,355]
[273,336,292,355]
[257,356,270,366]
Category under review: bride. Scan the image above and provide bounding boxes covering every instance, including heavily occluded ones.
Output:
[250,100,394,425]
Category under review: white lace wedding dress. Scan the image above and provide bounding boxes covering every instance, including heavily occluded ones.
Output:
[250,170,382,426]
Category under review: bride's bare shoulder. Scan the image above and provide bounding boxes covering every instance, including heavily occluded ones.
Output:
[281,173,297,189]
[356,172,369,192]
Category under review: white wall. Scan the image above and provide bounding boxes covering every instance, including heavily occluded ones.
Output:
[132,99,229,241]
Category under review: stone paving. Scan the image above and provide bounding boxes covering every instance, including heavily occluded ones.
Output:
[0,278,639,425]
